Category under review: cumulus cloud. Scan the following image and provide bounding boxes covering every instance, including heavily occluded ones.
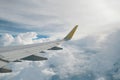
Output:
[0,33,14,46]
[0,32,52,46]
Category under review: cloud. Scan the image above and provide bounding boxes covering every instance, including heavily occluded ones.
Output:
[0,33,14,46]
[0,0,120,38]
[0,28,120,80]
[0,32,51,46]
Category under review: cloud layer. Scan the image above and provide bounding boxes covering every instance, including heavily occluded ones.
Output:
[0,28,120,80]
[0,0,120,38]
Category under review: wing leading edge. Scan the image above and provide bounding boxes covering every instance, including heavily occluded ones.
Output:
[0,25,78,73]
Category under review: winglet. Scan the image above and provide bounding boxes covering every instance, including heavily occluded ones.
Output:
[64,25,78,41]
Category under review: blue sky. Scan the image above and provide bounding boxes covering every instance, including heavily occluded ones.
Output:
[0,0,120,80]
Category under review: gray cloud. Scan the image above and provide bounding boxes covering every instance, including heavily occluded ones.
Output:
[0,0,120,38]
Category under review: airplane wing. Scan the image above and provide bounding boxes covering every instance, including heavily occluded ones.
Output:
[0,25,78,73]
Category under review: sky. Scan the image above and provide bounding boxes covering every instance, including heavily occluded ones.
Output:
[0,0,120,80]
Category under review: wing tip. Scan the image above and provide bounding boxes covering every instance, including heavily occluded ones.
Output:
[64,25,78,41]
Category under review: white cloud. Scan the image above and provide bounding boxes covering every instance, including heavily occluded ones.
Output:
[42,68,55,76]
[14,32,37,45]
[0,33,14,46]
